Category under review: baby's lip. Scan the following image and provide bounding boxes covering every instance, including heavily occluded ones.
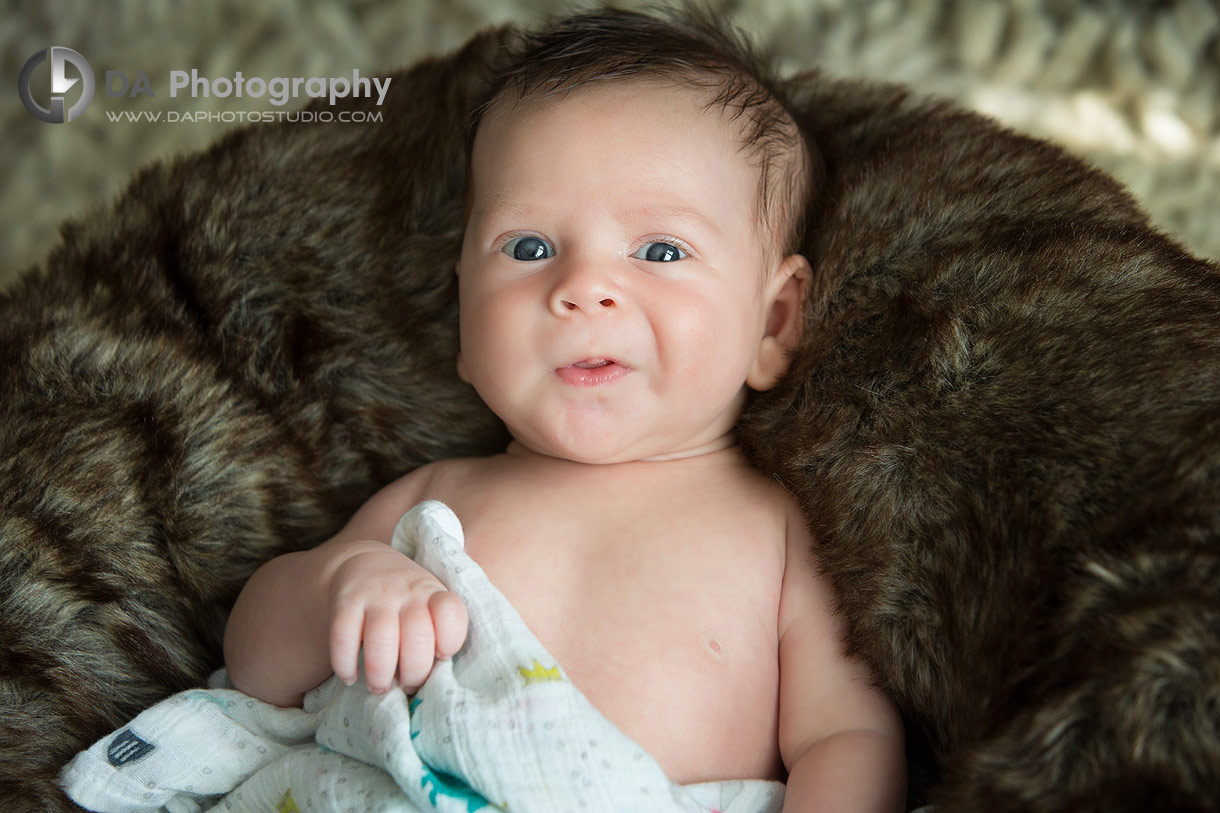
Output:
[555,357,632,386]
[558,356,631,370]
[570,358,616,369]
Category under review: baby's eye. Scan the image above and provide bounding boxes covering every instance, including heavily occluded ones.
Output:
[632,241,688,263]
[502,235,554,261]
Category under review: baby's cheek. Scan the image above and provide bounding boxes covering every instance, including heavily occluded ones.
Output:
[462,296,515,357]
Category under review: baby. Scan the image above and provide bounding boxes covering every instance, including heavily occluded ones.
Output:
[225,8,906,811]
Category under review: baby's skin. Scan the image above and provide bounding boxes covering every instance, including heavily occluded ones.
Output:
[317,441,810,784]
[225,79,906,810]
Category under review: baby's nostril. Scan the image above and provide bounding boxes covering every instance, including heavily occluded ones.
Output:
[599,298,614,307]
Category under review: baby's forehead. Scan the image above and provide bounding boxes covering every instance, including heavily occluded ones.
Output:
[482,76,754,142]
[473,80,767,195]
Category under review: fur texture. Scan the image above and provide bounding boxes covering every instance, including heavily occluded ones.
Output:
[740,76,1220,808]
[2,25,1218,813]
[0,33,508,810]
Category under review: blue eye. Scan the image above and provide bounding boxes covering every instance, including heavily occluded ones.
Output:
[502,236,554,261]
[632,241,687,262]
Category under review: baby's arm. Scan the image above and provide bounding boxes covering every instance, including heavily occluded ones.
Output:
[777,508,907,812]
[223,466,467,707]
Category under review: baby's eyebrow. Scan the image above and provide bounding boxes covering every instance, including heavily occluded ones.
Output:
[635,204,721,235]
[467,192,531,224]
[468,194,722,237]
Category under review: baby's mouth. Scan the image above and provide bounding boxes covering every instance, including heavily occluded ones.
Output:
[556,358,630,386]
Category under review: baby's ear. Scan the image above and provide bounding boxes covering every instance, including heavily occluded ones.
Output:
[747,253,812,392]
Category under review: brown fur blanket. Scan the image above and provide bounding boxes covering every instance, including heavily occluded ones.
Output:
[2,27,1217,812]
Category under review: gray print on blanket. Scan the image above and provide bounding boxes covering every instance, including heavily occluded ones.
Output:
[59,501,785,813]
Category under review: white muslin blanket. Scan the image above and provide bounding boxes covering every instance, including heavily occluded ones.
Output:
[61,500,786,813]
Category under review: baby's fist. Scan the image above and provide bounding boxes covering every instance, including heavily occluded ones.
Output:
[327,543,469,694]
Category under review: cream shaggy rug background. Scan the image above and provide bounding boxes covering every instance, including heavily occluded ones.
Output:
[2,0,1218,290]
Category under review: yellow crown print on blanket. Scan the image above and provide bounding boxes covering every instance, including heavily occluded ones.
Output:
[517,660,562,685]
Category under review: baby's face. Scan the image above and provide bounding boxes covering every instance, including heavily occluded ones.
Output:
[457,80,785,464]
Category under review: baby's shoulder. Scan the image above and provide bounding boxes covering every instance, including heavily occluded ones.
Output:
[413,453,536,509]
[721,466,817,579]
[723,463,803,528]
[696,465,803,572]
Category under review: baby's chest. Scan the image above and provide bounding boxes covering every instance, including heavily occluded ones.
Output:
[441,492,786,671]
[420,466,791,780]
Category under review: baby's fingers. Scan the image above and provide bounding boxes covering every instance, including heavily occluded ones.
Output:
[361,607,403,694]
[397,602,437,692]
[329,603,366,686]
[429,591,468,660]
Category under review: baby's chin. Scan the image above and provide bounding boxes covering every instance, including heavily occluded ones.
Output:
[506,436,646,466]
[501,425,651,465]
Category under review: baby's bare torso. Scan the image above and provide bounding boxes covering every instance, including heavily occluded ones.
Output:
[417,445,790,784]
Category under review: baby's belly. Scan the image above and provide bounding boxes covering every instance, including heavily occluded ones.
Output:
[459,526,785,785]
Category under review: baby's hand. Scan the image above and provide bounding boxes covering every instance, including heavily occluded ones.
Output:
[327,542,468,694]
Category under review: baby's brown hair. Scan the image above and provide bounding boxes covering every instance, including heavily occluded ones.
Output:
[467,5,820,260]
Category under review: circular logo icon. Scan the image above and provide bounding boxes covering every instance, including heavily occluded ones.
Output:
[18,46,94,123]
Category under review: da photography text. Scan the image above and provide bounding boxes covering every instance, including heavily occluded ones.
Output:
[108,68,391,107]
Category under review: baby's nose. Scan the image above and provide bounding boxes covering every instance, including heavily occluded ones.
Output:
[556,294,617,312]
[549,263,622,316]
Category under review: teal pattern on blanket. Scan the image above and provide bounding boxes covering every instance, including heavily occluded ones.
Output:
[410,695,491,811]
[58,501,785,813]
[420,764,491,812]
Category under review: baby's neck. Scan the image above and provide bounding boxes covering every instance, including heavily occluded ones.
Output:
[639,432,739,462]
[504,434,744,468]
